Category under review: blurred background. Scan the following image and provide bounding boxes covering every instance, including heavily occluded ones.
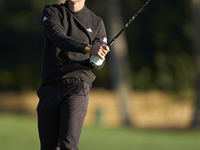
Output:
[0,0,200,149]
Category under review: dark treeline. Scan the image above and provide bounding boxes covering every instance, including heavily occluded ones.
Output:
[0,0,195,91]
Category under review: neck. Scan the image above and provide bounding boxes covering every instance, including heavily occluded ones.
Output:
[68,1,85,12]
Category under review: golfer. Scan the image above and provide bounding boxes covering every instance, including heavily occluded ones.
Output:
[36,0,109,149]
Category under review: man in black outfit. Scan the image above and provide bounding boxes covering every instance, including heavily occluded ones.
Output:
[36,0,110,149]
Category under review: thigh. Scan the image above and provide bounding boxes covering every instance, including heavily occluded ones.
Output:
[59,82,90,149]
[37,84,61,150]
[37,109,60,150]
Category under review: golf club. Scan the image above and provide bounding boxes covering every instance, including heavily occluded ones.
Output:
[90,0,151,66]
[108,0,151,46]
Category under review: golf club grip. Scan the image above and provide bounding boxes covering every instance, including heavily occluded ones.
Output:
[108,0,151,47]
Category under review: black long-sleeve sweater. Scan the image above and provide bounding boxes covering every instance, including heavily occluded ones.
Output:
[40,1,107,86]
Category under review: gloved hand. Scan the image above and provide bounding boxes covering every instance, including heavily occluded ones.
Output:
[90,55,104,66]
[89,45,109,66]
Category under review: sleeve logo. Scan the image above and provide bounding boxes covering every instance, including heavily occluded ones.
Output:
[103,37,107,43]
[43,16,48,22]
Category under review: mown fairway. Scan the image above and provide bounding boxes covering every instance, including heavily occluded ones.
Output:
[0,113,200,150]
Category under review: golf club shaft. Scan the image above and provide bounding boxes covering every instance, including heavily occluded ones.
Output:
[108,0,151,46]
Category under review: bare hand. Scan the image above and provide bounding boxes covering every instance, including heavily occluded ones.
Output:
[91,45,110,60]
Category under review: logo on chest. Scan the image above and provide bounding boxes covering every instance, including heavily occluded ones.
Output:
[86,28,92,33]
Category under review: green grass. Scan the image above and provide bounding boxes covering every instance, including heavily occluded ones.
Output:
[80,127,200,150]
[0,113,200,150]
[0,113,39,150]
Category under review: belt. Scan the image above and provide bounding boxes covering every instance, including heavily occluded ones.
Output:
[55,77,81,85]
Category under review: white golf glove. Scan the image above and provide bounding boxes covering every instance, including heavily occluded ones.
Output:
[90,55,104,66]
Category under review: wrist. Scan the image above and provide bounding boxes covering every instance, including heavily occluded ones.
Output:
[84,45,93,54]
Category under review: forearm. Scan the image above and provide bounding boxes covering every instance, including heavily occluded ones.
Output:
[52,33,87,53]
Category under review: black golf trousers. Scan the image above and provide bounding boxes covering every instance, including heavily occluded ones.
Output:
[37,80,90,150]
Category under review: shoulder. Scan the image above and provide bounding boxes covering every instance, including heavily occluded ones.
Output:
[84,7,103,23]
[42,3,66,20]
[42,3,65,15]
[43,4,59,12]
